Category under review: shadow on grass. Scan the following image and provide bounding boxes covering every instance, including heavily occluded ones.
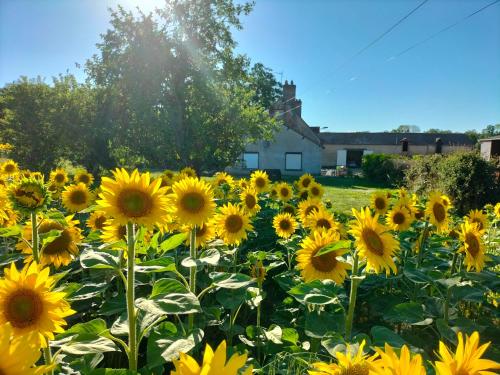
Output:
[313,176,390,190]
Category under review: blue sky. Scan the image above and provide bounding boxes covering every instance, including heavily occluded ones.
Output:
[1,0,499,132]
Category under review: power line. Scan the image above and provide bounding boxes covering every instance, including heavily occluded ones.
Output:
[278,0,430,112]
[391,0,500,58]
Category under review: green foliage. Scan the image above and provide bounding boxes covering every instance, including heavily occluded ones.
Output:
[405,151,500,214]
[361,153,407,186]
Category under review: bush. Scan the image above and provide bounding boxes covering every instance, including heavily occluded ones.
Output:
[405,151,500,214]
[361,153,407,186]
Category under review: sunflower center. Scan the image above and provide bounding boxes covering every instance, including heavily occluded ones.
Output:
[375,198,386,210]
[4,164,15,173]
[471,218,483,230]
[339,363,370,375]
[78,174,90,184]
[70,190,87,205]
[225,214,243,233]
[55,173,65,183]
[302,178,311,188]
[279,219,291,231]
[393,212,406,225]
[316,219,331,229]
[218,179,227,186]
[305,205,319,217]
[311,187,320,196]
[255,177,266,188]
[94,216,107,230]
[311,248,338,272]
[117,188,153,217]
[4,288,43,328]
[180,192,205,214]
[300,190,309,199]
[280,188,290,197]
[43,229,73,255]
[118,225,127,239]
[362,228,384,256]
[283,206,295,215]
[433,203,446,223]
[465,233,480,257]
[245,194,256,209]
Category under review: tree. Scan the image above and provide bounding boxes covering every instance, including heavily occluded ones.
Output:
[424,128,452,133]
[85,1,279,172]
[390,125,421,133]
[481,124,500,137]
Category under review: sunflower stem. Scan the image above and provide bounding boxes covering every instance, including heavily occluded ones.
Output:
[126,222,137,371]
[43,346,54,375]
[188,226,197,331]
[449,251,458,276]
[417,221,429,268]
[31,211,39,263]
[444,287,452,324]
[345,251,360,341]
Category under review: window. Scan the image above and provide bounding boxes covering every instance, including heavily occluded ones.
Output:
[285,152,302,171]
[435,138,442,154]
[401,138,409,152]
[243,152,259,169]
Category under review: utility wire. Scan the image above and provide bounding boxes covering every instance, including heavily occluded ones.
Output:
[279,0,430,109]
[391,0,500,58]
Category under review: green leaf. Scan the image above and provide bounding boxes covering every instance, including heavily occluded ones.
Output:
[182,248,220,268]
[321,333,346,357]
[151,279,188,298]
[282,328,299,345]
[371,326,406,347]
[289,280,344,306]
[159,233,188,253]
[60,336,118,355]
[88,370,137,375]
[314,240,351,257]
[80,249,120,270]
[403,268,432,284]
[436,319,458,345]
[58,319,108,338]
[69,282,108,301]
[136,256,176,273]
[384,302,425,324]
[305,311,342,338]
[210,272,255,289]
[136,292,201,316]
[40,229,63,247]
[0,225,22,237]
[264,325,282,344]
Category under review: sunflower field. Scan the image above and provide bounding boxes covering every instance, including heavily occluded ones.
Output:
[0,155,499,375]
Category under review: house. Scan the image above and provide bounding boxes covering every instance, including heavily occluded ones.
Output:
[228,80,323,176]
[318,132,475,168]
[479,135,500,161]
[230,81,476,175]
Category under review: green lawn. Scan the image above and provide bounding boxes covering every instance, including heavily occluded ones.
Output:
[314,176,393,215]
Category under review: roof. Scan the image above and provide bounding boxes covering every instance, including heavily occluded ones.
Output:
[479,135,500,142]
[281,111,322,146]
[318,132,475,146]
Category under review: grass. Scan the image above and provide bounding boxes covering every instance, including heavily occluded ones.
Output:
[315,176,393,215]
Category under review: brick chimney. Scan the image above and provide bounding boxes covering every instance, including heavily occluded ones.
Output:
[283,80,302,117]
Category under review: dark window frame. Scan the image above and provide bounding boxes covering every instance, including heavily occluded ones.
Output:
[285,152,303,171]
[242,152,259,170]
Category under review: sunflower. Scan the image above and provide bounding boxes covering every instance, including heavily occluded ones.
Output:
[250,170,270,193]
[308,181,324,199]
[49,168,68,187]
[169,177,215,227]
[298,198,324,223]
[309,340,380,375]
[458,221,489,272]
[180,167,197,178]
[17,215,82,268]
[274,182,293,202]
[349,207,399,275]
[72,170,93,186]
[8,178,50,214]
[62,183,93,213]
[298,173,315,190]
[238,178,249,191]
[183,222,216,248]
[171,340,252,375]
[213,172,234,188]
[385,205,413,231]
[1,160,19,176]
[298,189,309,200]
[372,344,426,375]
[466,209,488,231]
[435,331,500,375]
[273,213,298,239]
[239,188,261,216]
[371,191,390,215]
[98,168,170,229]
[425,191,451,232]
[215,203,253,245]
[296,230,351,284]
[87,210,109,231]
[0,262,74,347]
[47,183,63,200]
[0,322,54,375]
[494,202,500,218]
[101,221,127,244]
[162,169,176,184]
[305,207,340,234]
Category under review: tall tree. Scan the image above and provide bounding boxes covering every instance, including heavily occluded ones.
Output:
[85,1,279,172]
